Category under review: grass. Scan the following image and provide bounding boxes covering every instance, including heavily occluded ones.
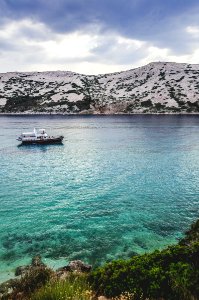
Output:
[31,274,94,300]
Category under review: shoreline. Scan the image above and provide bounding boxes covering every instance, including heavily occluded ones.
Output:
[0,219,198,300]
[0,112,199,116]
[0,257,69,284]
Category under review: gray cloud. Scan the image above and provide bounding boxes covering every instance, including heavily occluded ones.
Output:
[89,36,149,65]
[1,0,199,53]
[0,0,199,73]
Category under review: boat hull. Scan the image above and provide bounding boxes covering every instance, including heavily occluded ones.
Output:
[20,137,64,145]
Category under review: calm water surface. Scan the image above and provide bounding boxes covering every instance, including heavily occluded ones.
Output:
[0,115,199,281]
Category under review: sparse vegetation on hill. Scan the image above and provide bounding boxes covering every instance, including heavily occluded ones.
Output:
[0,62,199,114]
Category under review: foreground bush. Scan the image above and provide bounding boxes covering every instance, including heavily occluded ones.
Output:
[31,274,94,300]
[89,219,199,300]
[11,266,53,299]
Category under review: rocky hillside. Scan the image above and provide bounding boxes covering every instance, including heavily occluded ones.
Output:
[0,62,199,114]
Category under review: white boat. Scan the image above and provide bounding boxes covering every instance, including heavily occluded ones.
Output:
[17,128,64,144]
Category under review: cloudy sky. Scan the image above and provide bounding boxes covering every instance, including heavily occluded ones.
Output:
[0,0,199,74]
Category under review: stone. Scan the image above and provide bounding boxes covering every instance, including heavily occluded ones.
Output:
[15,266,30,277]
[15,255,46,276]
[31,255,45,267]
[68,260,92,272]
[0,279,18,299]
[56,265,71,273]
[56,260,92,278]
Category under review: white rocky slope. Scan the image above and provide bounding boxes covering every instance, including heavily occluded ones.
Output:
[0,62,199,114]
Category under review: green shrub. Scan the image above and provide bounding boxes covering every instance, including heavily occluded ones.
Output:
[168,262,196,299]
[89,219,199,300]
[181,219,199,245]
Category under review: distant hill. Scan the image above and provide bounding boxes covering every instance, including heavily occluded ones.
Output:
[0,62,199,114]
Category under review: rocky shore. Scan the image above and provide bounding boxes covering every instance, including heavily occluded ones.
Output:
[0,256,92,299]
[0,218,199,300]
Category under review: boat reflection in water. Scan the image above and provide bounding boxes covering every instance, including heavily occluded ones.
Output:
[17,128,64,145]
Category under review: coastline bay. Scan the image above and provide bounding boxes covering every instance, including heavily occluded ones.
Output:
[0,115,199,282]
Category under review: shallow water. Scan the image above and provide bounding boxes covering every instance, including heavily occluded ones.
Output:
[0,115,199,282]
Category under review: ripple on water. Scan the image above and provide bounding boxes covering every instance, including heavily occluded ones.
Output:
[0,115,199,282]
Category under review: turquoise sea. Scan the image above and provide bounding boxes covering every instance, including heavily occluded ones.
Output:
[0,115,199,282]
